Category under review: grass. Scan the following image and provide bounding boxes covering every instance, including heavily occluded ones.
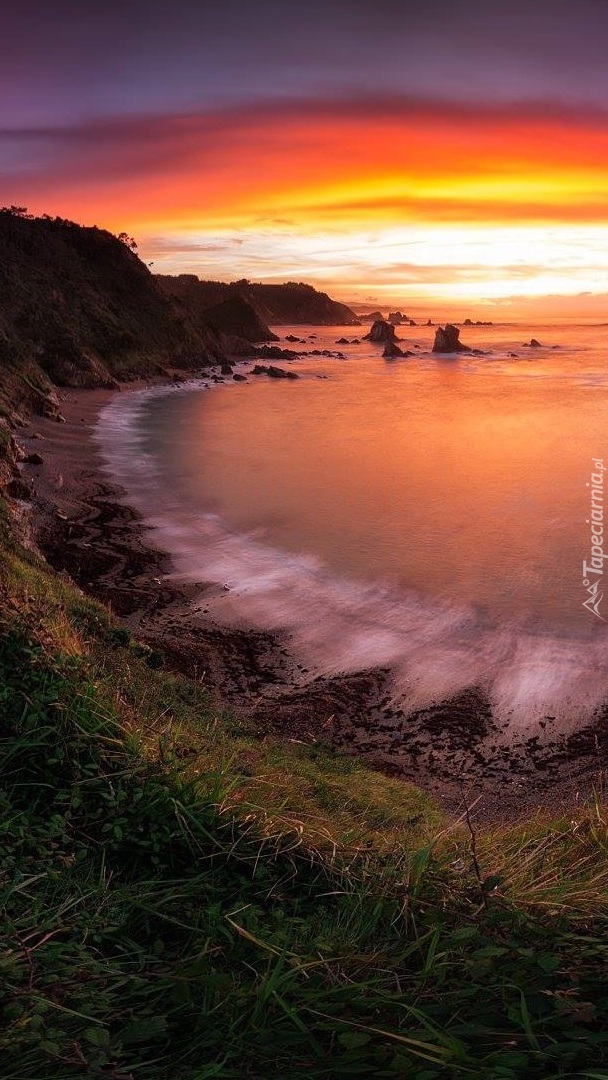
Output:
[4,500,608,1076]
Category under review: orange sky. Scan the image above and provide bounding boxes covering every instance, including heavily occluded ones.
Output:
[6,2,608,315]
[10,101,608,314]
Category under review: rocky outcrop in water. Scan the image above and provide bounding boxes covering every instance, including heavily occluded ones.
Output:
[432,324,471,353]
[383,342,413,359]
[251,345,301,361]
[252,364,299,379]
[364,320,398,344]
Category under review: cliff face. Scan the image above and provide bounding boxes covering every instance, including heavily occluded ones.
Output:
[159,283,278,343]
[0,211,223,414]
[156,275,360,326]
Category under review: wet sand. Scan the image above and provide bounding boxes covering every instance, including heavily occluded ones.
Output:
[16,379,608,823]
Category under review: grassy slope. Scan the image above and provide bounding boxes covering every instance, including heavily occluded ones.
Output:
[4,499,608,1079]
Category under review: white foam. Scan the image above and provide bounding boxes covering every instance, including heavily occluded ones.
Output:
[95,373,608,738]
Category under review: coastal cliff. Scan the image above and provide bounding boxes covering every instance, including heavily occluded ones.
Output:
[0,210,227,415]
[0,210,357,419]
[163,289,279,344]
[156,274,361,326]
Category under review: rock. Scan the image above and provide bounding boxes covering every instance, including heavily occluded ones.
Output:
[383,342,405,359]
[529,338,541,347]
[24,451,44,465]
[363,320,398,343]
[42,351,122,391]
[6,477,33,500]
[464,318,473,325]
[233,373,247,381]
[220,333,257,356]
[251,345,301,361]
[220,363,234,375]
[267,365,299,379]
[426,319,434,326]
[359,310,384,321]
[384,342,415,359]
[252,363,298,379]
[409,319,417,326]
[285,334,301,342]
[310,349,343,358]
[352,338,360,344]
[432,324,471,354]
[335,337,350,344]
[388,311,406,324]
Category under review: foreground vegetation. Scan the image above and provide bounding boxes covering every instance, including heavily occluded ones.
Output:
[3,506,608,1079]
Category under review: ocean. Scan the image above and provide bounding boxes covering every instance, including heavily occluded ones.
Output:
[96,320,608,738]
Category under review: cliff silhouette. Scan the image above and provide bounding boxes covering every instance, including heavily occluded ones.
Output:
[156,274,360,327]
[0,210,358,418]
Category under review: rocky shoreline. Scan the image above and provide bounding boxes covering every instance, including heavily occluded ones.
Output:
[17,377,608,824]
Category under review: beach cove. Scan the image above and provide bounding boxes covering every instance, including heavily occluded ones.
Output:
[19,322,608,822]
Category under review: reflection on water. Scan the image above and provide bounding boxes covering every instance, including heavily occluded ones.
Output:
[96,322,608,731]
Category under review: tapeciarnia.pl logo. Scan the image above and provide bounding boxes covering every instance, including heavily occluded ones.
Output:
[582,457,606,620]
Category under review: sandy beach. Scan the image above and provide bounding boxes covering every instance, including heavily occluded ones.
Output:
[17,378,608,823]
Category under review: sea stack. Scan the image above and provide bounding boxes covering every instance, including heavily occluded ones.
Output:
[364,319,398,343]
[432,324,471,353]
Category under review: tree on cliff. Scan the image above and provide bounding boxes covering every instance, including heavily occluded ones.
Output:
[117,231,138,251]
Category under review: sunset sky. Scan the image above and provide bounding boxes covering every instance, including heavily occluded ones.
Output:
[3,0,608,314]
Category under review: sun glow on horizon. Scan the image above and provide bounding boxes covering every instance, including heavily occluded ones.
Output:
[12,101,608,313]
[138,222,608,313]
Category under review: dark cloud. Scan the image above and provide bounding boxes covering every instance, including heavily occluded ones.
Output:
[3,0,608,128]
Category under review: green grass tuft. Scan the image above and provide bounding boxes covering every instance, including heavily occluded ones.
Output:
[3,496,608,1076]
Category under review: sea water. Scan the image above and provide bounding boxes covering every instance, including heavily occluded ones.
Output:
[96,320,608,734]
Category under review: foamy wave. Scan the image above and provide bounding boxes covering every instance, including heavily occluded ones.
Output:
[96,379,608,737]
